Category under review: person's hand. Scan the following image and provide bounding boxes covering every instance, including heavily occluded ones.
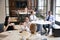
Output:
[8,24,11,26]
[11,23,15,25]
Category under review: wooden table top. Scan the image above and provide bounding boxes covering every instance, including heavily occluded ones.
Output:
[0,30,31,40]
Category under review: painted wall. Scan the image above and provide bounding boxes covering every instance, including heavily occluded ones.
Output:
[0,0,5,24]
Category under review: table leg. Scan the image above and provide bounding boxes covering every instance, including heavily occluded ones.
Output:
[40,24,43,35]
[38,24,43,35]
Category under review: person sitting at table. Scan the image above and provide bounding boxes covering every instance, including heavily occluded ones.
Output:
[24,17,31,28]
[3,16,15,31]
[27,23,41,40]
[19,20,30,32]
[29,10,38,21]
[43,11,55,35]
[30,10,41,32]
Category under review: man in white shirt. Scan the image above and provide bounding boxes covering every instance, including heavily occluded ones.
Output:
[19,17,30,32]
[29,11,41,32]
[46,12,55,23]
[43,11,55,35]
[29,11,37,21]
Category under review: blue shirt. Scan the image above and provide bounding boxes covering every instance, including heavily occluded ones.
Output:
[46,15,55,23]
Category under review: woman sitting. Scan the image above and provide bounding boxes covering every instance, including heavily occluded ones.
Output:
[24,17,31,28]
[27,23,41,40]
[19,20,30,32]
[3,16,15,31]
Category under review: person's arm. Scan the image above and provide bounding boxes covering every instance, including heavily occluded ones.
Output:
[29,15,33,21]
[3,24,12,31]
[52,16,55,22]
[3,25,9,31]
[3,26,6,31]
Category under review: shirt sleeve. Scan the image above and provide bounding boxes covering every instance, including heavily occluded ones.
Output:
[52,16,55,22]
[49,15,55,22]
[29,15,33,21]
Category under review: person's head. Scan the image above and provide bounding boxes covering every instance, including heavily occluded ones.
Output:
[25,17,29,23]
[31,11,33,15]
[48,11,53,15]
[30,11,35,15]
[30,23,37,34]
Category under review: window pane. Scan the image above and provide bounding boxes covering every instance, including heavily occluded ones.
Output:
[38,0,46,7]
[56,0,60,6]
[56,7,60,21]
[56,0,60,22]
[37,0,47,19]
[56,7,60,15]
[56,14,60,22]
[38,7,46,13]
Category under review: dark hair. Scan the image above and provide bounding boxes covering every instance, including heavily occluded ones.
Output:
[48,11,52,13]
[48,11,53,15]
[4,16,9,26]
[24,16,29,21]
[19,19,25,25]
[48,11,51,13]
[30,11,33,14]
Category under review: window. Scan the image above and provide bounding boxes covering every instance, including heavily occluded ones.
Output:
[37,0,47,19]
[56,0,60,22]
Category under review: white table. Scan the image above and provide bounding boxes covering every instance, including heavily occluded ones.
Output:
[31,20,51,25]
[31,20,52,34]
